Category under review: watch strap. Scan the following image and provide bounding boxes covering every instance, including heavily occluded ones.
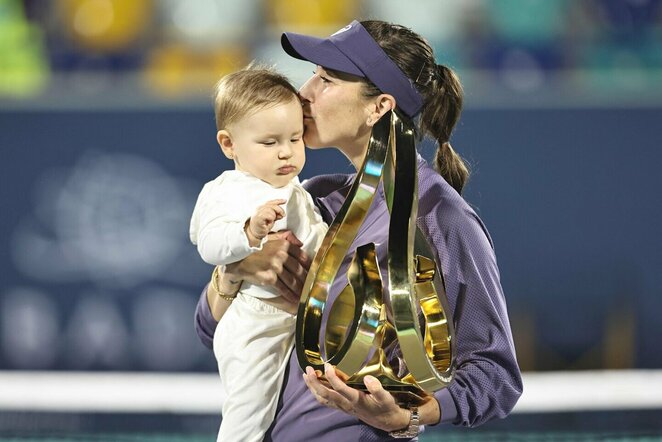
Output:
[388,406,420,438]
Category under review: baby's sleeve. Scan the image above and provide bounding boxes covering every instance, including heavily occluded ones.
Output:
[189,180,266,266]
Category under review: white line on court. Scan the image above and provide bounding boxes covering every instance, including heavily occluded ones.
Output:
[0,370,659,414]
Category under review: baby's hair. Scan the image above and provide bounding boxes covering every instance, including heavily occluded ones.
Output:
[213,63,300,131]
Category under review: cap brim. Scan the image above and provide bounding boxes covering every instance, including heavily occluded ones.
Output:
[281,32,364,77]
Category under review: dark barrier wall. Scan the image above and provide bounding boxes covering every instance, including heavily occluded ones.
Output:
[1,107,660,372]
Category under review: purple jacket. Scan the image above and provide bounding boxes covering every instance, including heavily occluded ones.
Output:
[194,158,523,440]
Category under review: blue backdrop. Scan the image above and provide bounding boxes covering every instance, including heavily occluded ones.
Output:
[1,106,660,372]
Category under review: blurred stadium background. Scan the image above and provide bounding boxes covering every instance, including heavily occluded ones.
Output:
[1,0,661,440]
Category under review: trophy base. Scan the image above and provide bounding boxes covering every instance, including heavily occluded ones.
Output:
[326,333,431,407]
[346,379,428,406]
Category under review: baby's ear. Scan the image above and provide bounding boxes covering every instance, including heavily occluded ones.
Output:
[217,130,235,160]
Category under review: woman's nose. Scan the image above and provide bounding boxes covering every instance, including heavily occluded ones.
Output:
[298,76,315,103]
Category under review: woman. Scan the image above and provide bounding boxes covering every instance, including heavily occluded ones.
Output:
[195,20,522,441]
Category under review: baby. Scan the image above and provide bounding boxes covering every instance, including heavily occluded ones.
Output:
[189,66,328,442]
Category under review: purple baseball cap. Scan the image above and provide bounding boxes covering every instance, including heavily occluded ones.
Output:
[281,20,424,118]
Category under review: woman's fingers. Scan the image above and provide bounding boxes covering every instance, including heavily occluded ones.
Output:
[275,277,299,303]
[304,364,409,431]
[277,238,310,302]
[303,366,354,412]
[276,230,303,247]
[282,252,308,284]
[268,231,308,265]
[302,363,410,432]
[324,363,360,403]
[362,375,393,404]
[232,232,308,302]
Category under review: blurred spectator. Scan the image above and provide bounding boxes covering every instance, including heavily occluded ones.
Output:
[142,0,258,97]
[255,0,360,90]
[3,0,661,102]
[576,0,662,92]
[0,0,49,97]
[21,0,153,95]
[361,0,481,70]
[265,0,358,33]
[471,0,572,92]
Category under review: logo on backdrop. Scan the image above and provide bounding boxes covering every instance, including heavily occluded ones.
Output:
[3,151,210,370]
[11,150,192,288]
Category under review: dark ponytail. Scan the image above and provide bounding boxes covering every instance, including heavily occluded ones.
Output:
[360,21,470,194]
[427,64,469,194]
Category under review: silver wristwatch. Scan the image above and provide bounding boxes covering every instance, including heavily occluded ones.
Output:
[388,406,420,438]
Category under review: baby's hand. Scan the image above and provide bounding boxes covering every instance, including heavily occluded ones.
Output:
[246,199,286,246]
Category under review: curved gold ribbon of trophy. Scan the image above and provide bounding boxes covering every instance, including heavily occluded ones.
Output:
[296,111,455,404]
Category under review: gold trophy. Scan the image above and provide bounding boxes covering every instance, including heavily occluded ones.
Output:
[296,111,455,404]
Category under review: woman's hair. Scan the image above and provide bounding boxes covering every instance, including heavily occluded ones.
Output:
[360,20,469,194]
[213,64,299,131]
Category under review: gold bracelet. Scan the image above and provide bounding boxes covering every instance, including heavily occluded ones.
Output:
[211,266,238,302]
[217,291,237,302]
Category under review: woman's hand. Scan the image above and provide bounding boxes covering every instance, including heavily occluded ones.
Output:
[225,230,310,304]
[302,363,440,432]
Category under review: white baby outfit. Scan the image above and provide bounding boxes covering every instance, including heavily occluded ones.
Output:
[190,170,328,442]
